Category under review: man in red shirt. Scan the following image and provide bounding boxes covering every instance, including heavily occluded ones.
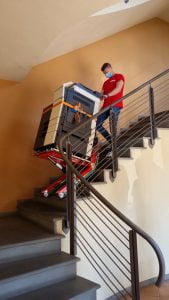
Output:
[96,62,125,143]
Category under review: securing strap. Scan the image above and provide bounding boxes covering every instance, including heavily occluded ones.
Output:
[43,99,92,118]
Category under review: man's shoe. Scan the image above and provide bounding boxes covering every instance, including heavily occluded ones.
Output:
[106,151,112,157]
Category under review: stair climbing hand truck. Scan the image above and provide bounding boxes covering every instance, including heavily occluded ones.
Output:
[34,82,101,199]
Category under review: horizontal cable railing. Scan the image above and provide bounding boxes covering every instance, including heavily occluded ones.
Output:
[58,69,169,299]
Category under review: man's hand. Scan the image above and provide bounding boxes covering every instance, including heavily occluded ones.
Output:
[101,94,108,100]
[99,94,108,110]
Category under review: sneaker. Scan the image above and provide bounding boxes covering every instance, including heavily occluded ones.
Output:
[106,151,112,157]
[106,145,112,151]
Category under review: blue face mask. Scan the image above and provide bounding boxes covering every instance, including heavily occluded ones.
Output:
[105,72,113,78]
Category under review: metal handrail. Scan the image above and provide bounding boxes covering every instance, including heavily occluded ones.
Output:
[60,68,169,140]
[58,69,169,287]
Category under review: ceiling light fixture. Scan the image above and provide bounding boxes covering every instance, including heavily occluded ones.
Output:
[90,0,151,17]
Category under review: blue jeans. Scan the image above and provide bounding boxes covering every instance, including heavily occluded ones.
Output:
[96,106,121,143]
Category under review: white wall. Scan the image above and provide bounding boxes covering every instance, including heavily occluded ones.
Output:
[62,127,169,299]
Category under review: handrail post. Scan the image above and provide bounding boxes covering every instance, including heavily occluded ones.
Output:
[109,109,118,179]
[129,230,140,300]
[66,140,76,256]
[149,85,157,146]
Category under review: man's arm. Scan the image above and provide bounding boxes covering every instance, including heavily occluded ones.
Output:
[100,88,104,109]
[107,80,124,97]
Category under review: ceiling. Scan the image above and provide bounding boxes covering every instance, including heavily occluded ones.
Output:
[0,0,169,81]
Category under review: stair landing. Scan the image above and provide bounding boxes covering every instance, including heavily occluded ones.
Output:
[120,281,169,299]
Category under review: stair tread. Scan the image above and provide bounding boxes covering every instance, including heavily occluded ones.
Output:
[88,169,105,182]
[0,252,79,281]
[0,215,62,248]
[34,196,66,208]
[11,276,100,300]
[18,201,67,217]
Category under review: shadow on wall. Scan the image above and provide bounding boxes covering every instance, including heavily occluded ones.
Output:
[132,137,169,277]
[132,142,169,232]
[0,84,61,212]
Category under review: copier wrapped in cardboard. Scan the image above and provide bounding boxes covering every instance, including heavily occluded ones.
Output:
[34,82,101,158]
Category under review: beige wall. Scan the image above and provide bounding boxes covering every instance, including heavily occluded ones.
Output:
[25,18,169,93]
[0,79,18,89]
[0,18,169,212]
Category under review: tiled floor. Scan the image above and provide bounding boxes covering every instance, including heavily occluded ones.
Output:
[120,281,169,299]
[140,281,169,299]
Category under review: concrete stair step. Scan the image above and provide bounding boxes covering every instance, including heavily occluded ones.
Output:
[0,252,79,299]
[34,183,90,200]
[88,169,105,183]
[19,196,66,211]
[48,177,92,195]
[121,123,151,134]
[31,196,67,211]
[0,215,63,263]
[18,201,66,233]
[11,276,100,300]
[157,120,169,128]
[34,187,90,203]
[49,176,61,184]
[117,137,144,148]
[18,200,67,216]
[97,147,131,169]
[118,147,131,158]
[128,111,169,132]
[34,187,47,197]
[121,130,151,139]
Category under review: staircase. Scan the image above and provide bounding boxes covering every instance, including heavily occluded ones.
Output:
[0,69,169,300]
[0,215,99,299]
[95,110,169,175]
[17,111,169,228]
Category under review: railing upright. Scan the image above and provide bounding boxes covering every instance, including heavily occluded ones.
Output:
[149,85,157,146]
[109,109,118,179]
[66,140,76,256]
[129,230,140,300]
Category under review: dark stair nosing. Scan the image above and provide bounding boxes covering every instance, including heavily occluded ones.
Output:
[130,146,147,150]
[11,276,100,300]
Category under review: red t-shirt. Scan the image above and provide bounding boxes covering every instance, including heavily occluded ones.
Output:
[102,73,125,108]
